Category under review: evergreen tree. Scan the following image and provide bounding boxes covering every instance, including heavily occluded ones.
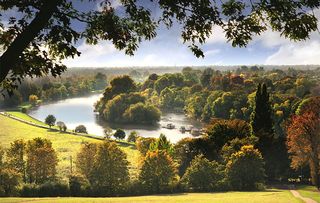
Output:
[250,83,274,138]
[250,84,290,181]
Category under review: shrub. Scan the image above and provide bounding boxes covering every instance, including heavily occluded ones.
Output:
[38,181,69,197]
[226,145,265,191]
[181,154,224,192]
[75,125,87,134]
[21,107,27,113]
[20,183,39,197]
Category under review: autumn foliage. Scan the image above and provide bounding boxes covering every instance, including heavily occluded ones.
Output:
[287,112,320,189]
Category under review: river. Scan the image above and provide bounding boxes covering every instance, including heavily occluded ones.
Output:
[29,94,203,143]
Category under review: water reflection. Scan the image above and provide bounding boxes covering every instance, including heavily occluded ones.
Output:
[29,94,202,143]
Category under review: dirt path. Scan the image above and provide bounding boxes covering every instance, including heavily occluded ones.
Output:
[290,190,317,203]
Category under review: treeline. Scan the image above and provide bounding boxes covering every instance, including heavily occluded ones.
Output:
[0,72,107,108]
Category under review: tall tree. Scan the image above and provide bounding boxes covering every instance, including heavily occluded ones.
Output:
[1,1,319,93]
[250,83,286,180]
[250,83,274,139]
[287,112,320,189]
[26,138,58,184]
[6,140,26,182]
[76,141,129,195]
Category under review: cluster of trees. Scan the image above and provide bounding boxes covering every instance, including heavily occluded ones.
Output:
[0,138,58,196]
[95,76,161,124]
[0,72,107,108]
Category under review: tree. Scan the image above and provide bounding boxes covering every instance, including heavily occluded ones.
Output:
[287,112,320,189]
[113,129,126,140]
[103,127,113,140]
[56,121,67,132]
[94,72,107,90]
[76,141,129,195]
[123,103,161,124]
[26,138,58,184]
[181,154,224,192]
[45,115,56,128]
[28,95,39,106]
[250,84,278,180]
[0,1,318,93]
[250,83,274,139]
[127,131,138,143]
[6,140,26,182]
[226,145,265,191]
[0,168,21,196]
[135,137,157,155]
[139,150,177,193]
[174,137,218,177]
[200,68,214,88]
[206,119,251,150]
[75,125,87,134]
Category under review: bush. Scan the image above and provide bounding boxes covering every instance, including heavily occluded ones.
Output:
[226,145,265,191]
[113,129,126,140]
[21,107,27,113]
[38,181,69,197]
[69,174,89,197]
[181,154,224,192]
[20,183,39,197]
[75,125,87,134]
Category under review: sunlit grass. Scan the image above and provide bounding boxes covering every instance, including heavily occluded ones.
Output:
[0,190,303,203]
[0,114,139,179]
[296,185,320,202]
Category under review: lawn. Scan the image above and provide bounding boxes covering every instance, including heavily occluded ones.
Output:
[0,190,303,203]
[6,111,46,126]
[297,185,320,203]
[0,114,140,178]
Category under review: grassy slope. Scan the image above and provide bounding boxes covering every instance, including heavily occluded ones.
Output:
[297,185,320,203]
[6,111,46,126]
[0,114,139,178]
[0,190,303,203]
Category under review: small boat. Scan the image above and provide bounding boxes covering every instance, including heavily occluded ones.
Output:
[162,123,175,129]
[191,128,201,136]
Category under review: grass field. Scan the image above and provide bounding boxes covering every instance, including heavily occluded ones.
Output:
[297,185,320,202]
[6,111,46,126]
[0,114,140,178]
[0,190,304,203]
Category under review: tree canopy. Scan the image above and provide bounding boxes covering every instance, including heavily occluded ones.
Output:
[1,0,320,93]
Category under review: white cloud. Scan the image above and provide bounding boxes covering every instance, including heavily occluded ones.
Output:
[63,41,117,67]
[206,26,227,44]
[265,40,320,65]
[204,49,221,56]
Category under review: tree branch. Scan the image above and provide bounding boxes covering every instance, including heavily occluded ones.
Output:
[0,0,63,83]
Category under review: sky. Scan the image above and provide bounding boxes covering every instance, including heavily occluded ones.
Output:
[4,0,320,67]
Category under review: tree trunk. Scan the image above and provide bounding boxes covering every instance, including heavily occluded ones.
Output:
[0,0,62,83]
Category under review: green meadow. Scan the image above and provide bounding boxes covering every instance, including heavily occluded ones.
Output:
[0,114,140,178]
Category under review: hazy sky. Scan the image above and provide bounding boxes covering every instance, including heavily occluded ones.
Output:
[6,0,320,67]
